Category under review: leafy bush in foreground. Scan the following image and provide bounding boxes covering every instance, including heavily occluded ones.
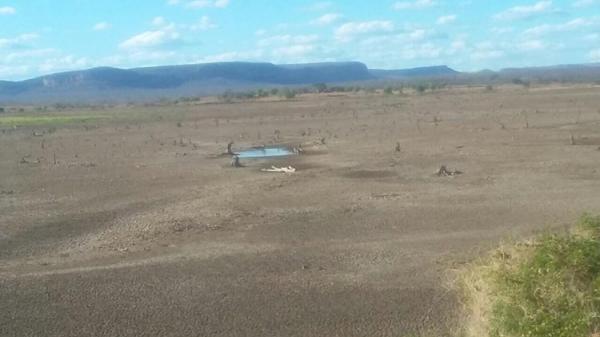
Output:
[462,214,600,337]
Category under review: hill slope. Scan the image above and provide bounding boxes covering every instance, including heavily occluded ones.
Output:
[0,62,374,103]
[2,61,599,104]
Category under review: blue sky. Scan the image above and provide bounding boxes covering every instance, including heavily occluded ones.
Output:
[1,0,599,80]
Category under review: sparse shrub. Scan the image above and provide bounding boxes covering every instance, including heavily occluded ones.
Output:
[512,78,531,88]
[415,84,427,94]
[485,85,494,91]
[280,88,296,99]
[384,87,393,95]
[0,107,4,113]
[256,88,269,98]
[461,214,600,337]
[313,83,327,93]
[219,90,234,103]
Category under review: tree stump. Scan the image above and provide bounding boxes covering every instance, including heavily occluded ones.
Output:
[231,155,242,168]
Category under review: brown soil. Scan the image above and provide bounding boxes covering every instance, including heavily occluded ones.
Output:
[2,85,600,336]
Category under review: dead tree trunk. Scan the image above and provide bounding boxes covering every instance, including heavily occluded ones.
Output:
[231,155,242,168]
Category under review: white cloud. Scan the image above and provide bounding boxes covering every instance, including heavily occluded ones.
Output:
[93,22,111,31]
[494,1,555,21]
[306,2,333,11]
[472,49,505,60]
[0,33,39,49]
[38,55,91,73]
[401,42,442,59]
[119,25,181,50]
[186,0,229,8]
[99,50,184,68]
[2,48,57,63]
[194,50,264,63]
[0,6,16,15]
[187,0,211,7]
[446,38,467,55]
[517,39,546,51]
[437,15,456,24]
[573,0,599,7]
[311,13,341,26]
[167,0,180,5]
[589,49,600,61]
[492,27,515,34]
[273,44,316,58]
[523,18,596,36]
[214,0,230,7]
[118,15,216,52]
[258,34,319,48]
[393,0,435,10]
[152,16,167,26]
[584,33,599,41]
[408,29,426,41]
[471,42,505,60]
[0,65,31,78]
[190,16,217,31]
[334,20,394,41]
[356,26,442,49]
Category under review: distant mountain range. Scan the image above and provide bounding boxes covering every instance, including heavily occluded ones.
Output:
[1,61,599,104]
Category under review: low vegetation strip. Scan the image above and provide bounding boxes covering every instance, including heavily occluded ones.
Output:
[460,214,600,337]
[0,115,107,126]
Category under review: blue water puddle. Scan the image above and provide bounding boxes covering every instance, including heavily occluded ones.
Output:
[236,146,295,159]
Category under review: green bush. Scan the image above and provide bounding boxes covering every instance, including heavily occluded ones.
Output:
[280,88,296,99]
[256,89,269,97]
[313,83,327,93]
[489,214,600,337]
[415,84,427,93]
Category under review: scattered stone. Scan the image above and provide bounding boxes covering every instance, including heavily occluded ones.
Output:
[436,165,463,177]
[261,166,296,173]
[206,223,222,230]
[172,221,194,233]
[20,156,40,165]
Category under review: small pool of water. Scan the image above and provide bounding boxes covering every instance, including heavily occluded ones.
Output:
[236,146,295,159]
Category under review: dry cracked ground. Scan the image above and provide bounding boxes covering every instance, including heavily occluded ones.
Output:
[1,85,600,337]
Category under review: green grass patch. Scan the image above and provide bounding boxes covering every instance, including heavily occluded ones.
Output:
[460,214,600,337]
[0,115,107,126]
